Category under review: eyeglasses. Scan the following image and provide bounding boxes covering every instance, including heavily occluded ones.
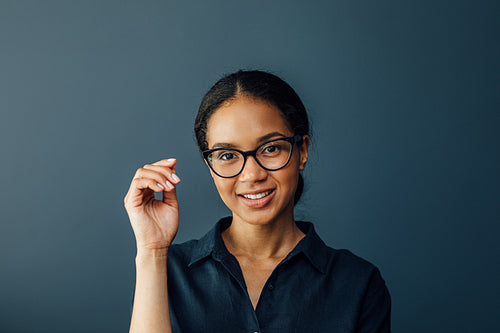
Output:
[203,135,303,178]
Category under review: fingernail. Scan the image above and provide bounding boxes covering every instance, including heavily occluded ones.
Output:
[167,158,176,162]
[165,180,175,190]
[157,183,165,190]
[171,173,180,182]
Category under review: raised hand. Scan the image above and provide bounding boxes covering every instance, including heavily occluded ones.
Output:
[124,158,181,252]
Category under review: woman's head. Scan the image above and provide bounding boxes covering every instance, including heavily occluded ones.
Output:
[195,70,309,151]
[194,70,310,210]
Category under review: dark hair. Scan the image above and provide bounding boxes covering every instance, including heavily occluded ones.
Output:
[194,70,310,205]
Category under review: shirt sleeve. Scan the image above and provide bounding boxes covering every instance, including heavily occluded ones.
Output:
[356,267,391,333]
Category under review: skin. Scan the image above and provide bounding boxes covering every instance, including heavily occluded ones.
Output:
[206,95,310,308]
[125,158,180,333]
[125,94,309,331]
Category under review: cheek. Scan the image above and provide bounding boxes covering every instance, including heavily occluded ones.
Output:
[280,159,301,191]
[208,169,229,194]
[213,178,236,202]
[213,180,226,195]
[285,171,299,193]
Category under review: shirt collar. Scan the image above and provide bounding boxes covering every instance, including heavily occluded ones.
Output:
[290,221,329,274]
[188,217,329,274]
[188,216,231,266]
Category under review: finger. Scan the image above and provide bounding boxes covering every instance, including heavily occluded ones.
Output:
[131,177,167,193]
[132,172,178,208]
[134,168,176,188]
[124,178,166,208]
[152,158,177,167]
[154,158,177,175]
[142,164,181,185]
[149,160,179,206]
[162,180,178,208]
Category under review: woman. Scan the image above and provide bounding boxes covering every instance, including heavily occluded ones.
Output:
[124,70,391,332]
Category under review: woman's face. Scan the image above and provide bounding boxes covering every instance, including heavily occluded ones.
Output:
[205,95,309,226]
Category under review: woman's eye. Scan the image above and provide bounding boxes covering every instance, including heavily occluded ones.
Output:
[218,151,237,161]
[263,144,281,154]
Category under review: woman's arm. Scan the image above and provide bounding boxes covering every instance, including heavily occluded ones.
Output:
[124,158,181,333]
[357,268,391,333]
[130,249,171,333]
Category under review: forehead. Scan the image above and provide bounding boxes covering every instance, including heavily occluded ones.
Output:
[206,96,292,148]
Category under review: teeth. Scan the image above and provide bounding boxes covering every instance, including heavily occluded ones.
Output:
[242,191,270,199]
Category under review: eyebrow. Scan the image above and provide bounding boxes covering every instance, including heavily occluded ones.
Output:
[211,131,288,149]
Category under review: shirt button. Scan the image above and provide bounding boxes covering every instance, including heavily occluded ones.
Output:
[268,284,274,290]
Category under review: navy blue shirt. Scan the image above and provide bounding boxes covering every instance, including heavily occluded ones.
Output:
[167,217,391,332]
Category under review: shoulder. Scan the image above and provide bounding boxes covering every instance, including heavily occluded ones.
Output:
[167,217,229,267]
[325,250,391,330]
[298,221,382,282]
[167,240,198,264]
[323,246,390,305]
[307,227,387,293]
[327,247,380,276]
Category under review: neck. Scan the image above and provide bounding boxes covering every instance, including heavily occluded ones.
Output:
[222,212,305,260]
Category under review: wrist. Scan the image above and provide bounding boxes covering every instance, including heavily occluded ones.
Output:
[136,247,169,262]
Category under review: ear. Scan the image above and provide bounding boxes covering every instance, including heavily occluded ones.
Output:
[298,135,310,171]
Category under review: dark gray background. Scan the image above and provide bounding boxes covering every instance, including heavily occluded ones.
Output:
[1,0,498,332]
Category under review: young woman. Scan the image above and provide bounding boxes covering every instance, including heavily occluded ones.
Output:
[124,70,391,332]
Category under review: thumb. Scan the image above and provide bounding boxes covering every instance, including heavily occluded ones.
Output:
[162,183,179,208]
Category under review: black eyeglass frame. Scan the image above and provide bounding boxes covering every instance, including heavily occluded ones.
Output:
[202,135,303,178]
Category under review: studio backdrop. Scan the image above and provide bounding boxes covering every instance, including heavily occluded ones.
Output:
[0,1,498,332]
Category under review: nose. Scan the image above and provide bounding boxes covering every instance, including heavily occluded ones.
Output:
[238,155,267,182]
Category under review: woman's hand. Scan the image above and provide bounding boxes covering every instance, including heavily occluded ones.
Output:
[124,158,181,253]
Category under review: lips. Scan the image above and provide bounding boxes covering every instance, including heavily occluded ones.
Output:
[241,190,272,200]
[238,189,275,208]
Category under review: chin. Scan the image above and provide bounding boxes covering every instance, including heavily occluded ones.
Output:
[234,204,290,227]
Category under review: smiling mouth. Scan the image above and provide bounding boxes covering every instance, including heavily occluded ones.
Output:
[241,190,273,200]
